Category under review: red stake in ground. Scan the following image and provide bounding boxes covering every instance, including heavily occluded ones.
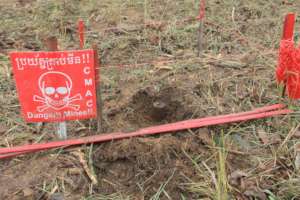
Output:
[276,13,300,99]
[196,0,205,21]
[78,19,85,49]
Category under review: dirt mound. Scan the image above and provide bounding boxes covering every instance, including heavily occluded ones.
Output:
[93,130,210,199]
[106,85,194,132]
[0,157,59,199]
[128,86,189,123]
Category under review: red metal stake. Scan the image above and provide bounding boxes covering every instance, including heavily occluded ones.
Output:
[196,0,206,21]
[0,104,286,159]
[0,104,291,158]
[78,19,85,49]
[279,13,295,97]
[282,13,295,40]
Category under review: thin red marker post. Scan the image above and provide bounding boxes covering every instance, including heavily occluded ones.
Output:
[45,36,67,140]
[280,13,295,97]
[78,19,85,49]
[196,0,205,56]
[282,13,295,40]
[77,20,103,132]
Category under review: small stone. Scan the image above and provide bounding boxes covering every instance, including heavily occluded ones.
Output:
[49,193,64,200]
[293,130,300,138]
[23,188,34,197]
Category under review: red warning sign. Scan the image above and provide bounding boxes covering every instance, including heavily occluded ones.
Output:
[10,50,97,122]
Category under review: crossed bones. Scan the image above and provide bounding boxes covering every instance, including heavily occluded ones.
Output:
[33,94,82,112]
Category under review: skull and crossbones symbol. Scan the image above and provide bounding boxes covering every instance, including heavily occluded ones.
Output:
[33,71,82,112]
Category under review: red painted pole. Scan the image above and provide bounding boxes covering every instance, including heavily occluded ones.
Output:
[282,13,295,40]
[78,19,85,49]
[0,104,291,157]
[196,0,205,21]
[0,104,286,159]
[279,13,295,97]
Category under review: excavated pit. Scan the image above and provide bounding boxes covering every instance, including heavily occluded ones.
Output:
[125,85,191,128]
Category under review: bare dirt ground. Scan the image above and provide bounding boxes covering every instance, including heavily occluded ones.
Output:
[1,0,300,199]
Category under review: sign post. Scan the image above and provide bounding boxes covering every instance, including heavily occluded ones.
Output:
[9,40,97,139]
[77,20,103,132]
[57,121,67,139]
[45,37,67,139]
[92,43,103,132]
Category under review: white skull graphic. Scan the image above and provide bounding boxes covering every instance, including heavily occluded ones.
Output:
[33,71,82,112]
